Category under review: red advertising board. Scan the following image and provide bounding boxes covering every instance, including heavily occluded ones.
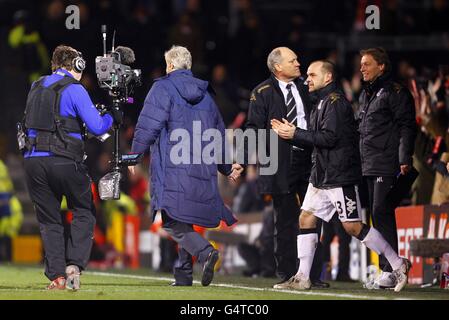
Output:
[125,215,140,269]
[396,204,449,284]
[396,205,424,284]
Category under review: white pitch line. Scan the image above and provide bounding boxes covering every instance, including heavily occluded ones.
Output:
[86,271,411,300]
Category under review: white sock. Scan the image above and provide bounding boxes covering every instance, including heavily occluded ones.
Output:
[296,233,318,279]
[361,227,403,270]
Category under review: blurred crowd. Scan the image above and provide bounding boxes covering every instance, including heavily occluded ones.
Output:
[0,0,448,277]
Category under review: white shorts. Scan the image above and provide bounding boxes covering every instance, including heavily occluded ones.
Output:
[301,183,362,222]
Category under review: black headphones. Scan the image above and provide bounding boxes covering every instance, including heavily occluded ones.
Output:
[72,51,86,73]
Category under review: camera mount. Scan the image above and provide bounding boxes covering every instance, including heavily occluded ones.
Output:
[96,25,142,200]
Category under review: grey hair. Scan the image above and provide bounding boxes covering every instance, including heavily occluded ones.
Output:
[267,48,283,73]
[164,45,192,70]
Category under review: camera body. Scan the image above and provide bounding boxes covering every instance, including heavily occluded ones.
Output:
[95,51,141,99]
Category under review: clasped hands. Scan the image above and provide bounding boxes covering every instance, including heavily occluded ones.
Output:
[271,118,296,140]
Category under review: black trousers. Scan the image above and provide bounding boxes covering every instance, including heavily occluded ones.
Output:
[366,176,397,272]
[272,149,323,281]
[160,210,213,285]
[24,157,96,281]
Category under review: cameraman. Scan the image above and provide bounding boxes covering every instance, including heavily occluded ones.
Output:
[21,45,114,290]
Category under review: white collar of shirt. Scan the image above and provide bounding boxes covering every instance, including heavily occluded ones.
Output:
[276,78,296,92]
[275,78,307,130]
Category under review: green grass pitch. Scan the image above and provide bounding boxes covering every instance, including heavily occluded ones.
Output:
[0,264,448,300]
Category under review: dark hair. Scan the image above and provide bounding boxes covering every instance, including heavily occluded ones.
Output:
[51,45,79,72]
[360,47,391,73]
[310,60,336,80]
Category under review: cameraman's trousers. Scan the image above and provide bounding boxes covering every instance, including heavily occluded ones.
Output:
[24,156,96,281]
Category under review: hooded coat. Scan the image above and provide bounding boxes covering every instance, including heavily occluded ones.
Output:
[131,69,237,228]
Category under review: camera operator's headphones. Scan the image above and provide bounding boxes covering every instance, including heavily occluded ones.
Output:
[72,51,86,73]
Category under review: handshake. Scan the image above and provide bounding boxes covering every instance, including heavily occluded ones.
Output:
[130,163,245,182]
[228,163,244,183]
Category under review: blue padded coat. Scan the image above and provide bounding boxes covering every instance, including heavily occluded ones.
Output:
[131,69,237,228]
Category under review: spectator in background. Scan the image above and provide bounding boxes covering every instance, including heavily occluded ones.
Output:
[0,160,23,262]
[229,3,266,89]
[168,13,206,74]
[417,65,449,205]
[211,64,243,128]
[8,10,50,83]
[341,54,362,107]
[41,0,67,54]
[397,60,417,86]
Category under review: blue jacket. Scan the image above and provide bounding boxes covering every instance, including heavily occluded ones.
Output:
[25,69,113,158]
[131,69,237,228]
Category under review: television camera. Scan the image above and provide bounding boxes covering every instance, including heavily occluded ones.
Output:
[95,25,143,200]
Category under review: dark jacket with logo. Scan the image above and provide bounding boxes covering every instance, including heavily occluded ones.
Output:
[358,73,417,177]
[291,82,361,189]
[245,74,312,194]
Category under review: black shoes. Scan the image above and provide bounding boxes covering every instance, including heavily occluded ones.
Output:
[201,249,219,286]
[311,279,330,288]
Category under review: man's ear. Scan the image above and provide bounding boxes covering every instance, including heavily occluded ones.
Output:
[379,63,385,72]
[274,63,282,73]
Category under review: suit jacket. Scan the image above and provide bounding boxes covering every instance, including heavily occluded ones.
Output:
[245,74,312,194]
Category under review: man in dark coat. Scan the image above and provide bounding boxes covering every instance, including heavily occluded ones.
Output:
[358,48,417,289]
[271,60,411,293]
[244,47,326,288]
[131,45,241,286]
